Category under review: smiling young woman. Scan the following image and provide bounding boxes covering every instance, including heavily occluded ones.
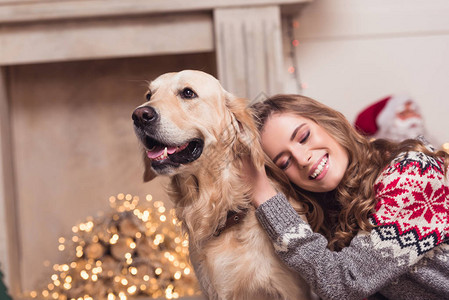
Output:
[244,94,449,300]
[260,113,349,193]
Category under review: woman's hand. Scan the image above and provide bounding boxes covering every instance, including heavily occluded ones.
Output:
[241,156,278,207]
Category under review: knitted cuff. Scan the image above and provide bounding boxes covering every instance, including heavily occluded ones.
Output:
[255,192,306,240]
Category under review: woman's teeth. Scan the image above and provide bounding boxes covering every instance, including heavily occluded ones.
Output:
[310,156,328,179]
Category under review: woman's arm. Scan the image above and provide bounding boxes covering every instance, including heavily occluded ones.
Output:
[257,193,407,299]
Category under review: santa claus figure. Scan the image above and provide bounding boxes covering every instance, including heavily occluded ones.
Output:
[354,95,432,143]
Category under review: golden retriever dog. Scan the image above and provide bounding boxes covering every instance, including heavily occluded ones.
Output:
[132,70,313,300]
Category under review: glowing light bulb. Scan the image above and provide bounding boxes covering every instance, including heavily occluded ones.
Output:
[107,293,116,300]
[80,270,89,280]
[174,271,181,280]
[442,142,449,153]
[127,285,137,294]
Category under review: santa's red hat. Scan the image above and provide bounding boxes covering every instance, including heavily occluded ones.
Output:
[354,95,415,136]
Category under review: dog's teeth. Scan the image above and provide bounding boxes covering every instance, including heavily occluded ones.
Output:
[154,147,169,160]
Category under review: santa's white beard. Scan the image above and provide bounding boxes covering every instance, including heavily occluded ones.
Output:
[377,117,426,142]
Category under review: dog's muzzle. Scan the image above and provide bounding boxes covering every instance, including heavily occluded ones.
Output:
[132,106,204,171]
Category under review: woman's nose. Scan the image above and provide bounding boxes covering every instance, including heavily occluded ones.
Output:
[293,147,312,168]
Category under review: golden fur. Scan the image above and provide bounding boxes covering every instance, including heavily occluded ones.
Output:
[133,71,313,300]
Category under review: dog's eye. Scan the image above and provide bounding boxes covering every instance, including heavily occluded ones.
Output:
[145,92,152,101]
[181,88,197,99]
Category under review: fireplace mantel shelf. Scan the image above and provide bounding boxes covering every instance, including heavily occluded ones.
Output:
[0,0,310,66]
[0,0,311,23]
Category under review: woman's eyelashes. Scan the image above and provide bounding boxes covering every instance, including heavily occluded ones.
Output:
[279,157,291,170]
[277,127,311,170]
[279,129,310,170]
[299,130,310,144]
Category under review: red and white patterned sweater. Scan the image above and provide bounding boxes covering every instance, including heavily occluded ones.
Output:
[371,151,448,263]
[256,151,449,300]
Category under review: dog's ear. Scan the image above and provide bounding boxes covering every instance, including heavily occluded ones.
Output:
[142,152,157,182]
[241,113,265,172]
[225,92,265,171]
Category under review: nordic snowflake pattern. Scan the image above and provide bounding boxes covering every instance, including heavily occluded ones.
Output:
[371,151,449,264]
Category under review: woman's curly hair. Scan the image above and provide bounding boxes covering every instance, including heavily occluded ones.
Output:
[251,94,448,251]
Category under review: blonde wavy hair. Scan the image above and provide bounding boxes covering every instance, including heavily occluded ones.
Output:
[251,94,448,251]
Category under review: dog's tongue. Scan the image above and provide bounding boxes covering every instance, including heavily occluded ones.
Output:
[166,147,177,154]
[146,146,178,159]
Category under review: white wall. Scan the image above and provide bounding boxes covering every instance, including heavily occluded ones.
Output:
[285,0,449,146]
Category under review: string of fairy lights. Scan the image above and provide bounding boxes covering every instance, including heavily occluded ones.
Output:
[285,15,306,94]
[30,193,200,300]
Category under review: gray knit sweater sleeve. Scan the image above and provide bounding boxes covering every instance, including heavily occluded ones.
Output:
[255,151,449,300]
[256,193,406,299]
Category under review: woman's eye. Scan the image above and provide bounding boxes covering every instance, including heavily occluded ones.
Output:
[299,130,310,143]
[181,88,197,99]
[145,92,152,101]
[279,157,291,170]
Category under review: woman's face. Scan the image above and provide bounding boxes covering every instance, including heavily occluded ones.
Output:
[261,113,349,193]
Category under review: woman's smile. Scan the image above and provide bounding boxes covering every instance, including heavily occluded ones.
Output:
[261,113,349,193]
[309,154,329,180]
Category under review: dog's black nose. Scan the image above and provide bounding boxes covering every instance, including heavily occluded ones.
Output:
[132,106,158,127]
